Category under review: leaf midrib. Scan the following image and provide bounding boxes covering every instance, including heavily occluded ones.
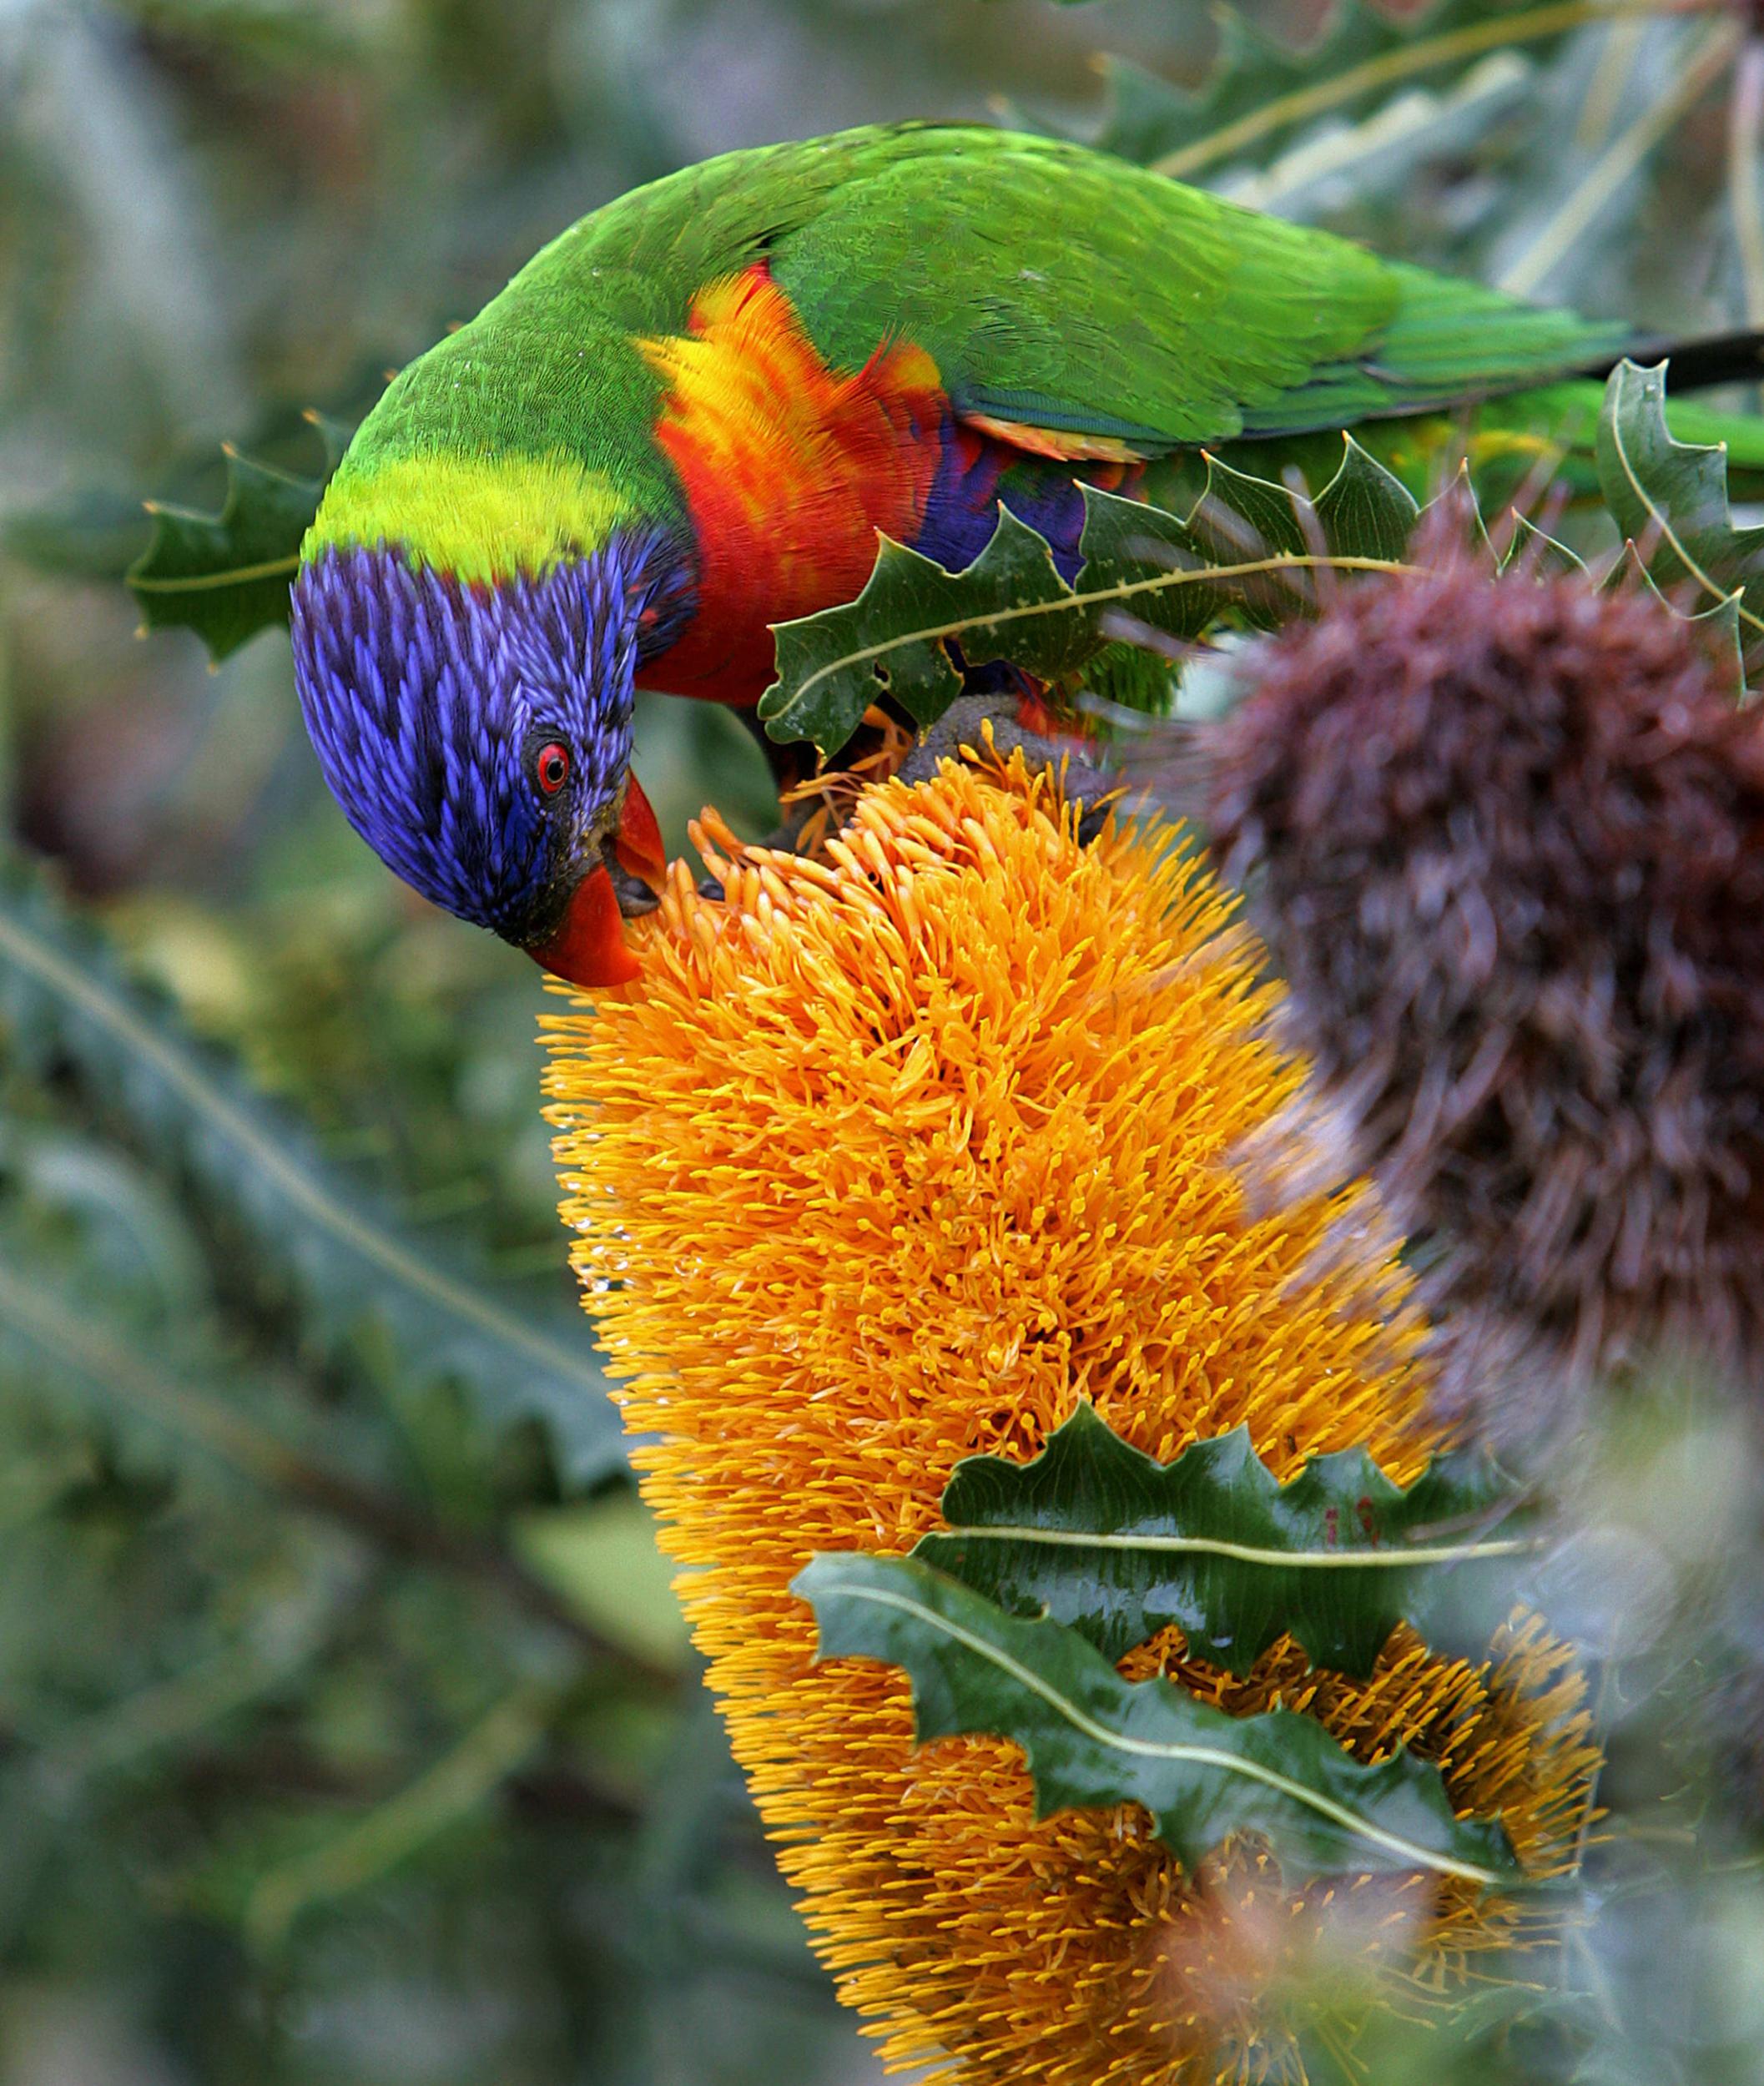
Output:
[1606,365,1764,639]
[839,1577,1503,1884]
[771,549,1419,715]
[130,552,301,594]
[935,1522,1540,1570]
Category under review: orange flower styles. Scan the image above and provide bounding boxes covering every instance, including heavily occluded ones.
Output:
[544,756,1596,2084]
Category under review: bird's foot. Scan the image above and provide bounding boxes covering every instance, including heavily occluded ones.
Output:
[897,692,1118,842]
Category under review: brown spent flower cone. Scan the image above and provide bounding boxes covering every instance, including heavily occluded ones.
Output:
[544,755,1596,2085]
[1199,564,1764,1430]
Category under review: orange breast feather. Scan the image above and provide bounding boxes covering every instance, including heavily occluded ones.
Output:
[634,266,946,703]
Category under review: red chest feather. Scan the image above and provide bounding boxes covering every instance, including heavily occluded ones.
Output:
[633,266,946,704]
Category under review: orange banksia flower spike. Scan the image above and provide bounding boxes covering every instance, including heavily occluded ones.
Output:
[544,754,1596,2084]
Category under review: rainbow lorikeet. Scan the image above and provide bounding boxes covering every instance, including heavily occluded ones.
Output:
[289,121,1739,990]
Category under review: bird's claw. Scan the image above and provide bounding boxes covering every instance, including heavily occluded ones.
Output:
[898,693,1117,838]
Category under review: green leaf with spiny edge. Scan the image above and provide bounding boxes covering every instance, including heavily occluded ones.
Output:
[0,848,622,1487]
[1180,451,1310,562]
[794,1552,1521,1888]
[1595,360,1764,680]
[1600,539,1749,698]
[759,439,1425,755]
[759,509,1078,752]
[1416,457,1497,564]
[126,414,347,663]
[912,1403,1538,1680]
[1078,441,1420,643]
[1315,436,1424,563]
[1497,511,1589,578]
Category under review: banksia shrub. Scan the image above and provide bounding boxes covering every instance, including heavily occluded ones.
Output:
[1203,566,1764,1422]
[544,756,1595,2085]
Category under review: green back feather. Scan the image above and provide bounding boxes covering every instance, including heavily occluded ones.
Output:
[309,122,1636,571]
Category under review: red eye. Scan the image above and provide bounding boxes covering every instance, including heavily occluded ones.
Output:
[535,742,571,795]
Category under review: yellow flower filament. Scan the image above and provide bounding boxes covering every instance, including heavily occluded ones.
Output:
[544,757,1596,2084]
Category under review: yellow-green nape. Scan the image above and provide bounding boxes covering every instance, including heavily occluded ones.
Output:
[301,451,632,584]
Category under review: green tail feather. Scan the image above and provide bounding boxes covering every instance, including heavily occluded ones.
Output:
[1209,377,1764,509]
[1237,267,1633,438]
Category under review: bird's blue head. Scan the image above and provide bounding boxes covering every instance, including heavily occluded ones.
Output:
[290,541,670,988]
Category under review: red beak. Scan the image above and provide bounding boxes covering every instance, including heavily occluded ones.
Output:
[527,776,669,991]
[528,861,643,990]
[611,772,667,891]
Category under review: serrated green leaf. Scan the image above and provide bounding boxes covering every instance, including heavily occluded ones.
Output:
[1595,359,1764,673]
[1497,511,1590,576]
[1315,436,1424,563]
[0,849,622,1485]
[912,1403,1535,1680]
[1110,440,1422,627]
[1419,457,1497,557]
[1187,452,1309,560]
[1673,589,1747,700]
[1600,539,1750,696]
[759,511,1075,750]
[126,420,343,662]
[761,451,1425,753]
[794,1553,1520,1887]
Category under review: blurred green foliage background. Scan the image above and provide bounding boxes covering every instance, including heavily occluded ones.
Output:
[6,0,1764,2081]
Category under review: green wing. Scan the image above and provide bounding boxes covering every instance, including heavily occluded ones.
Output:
[758,126,1629,451]
[336,121,1634,513]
